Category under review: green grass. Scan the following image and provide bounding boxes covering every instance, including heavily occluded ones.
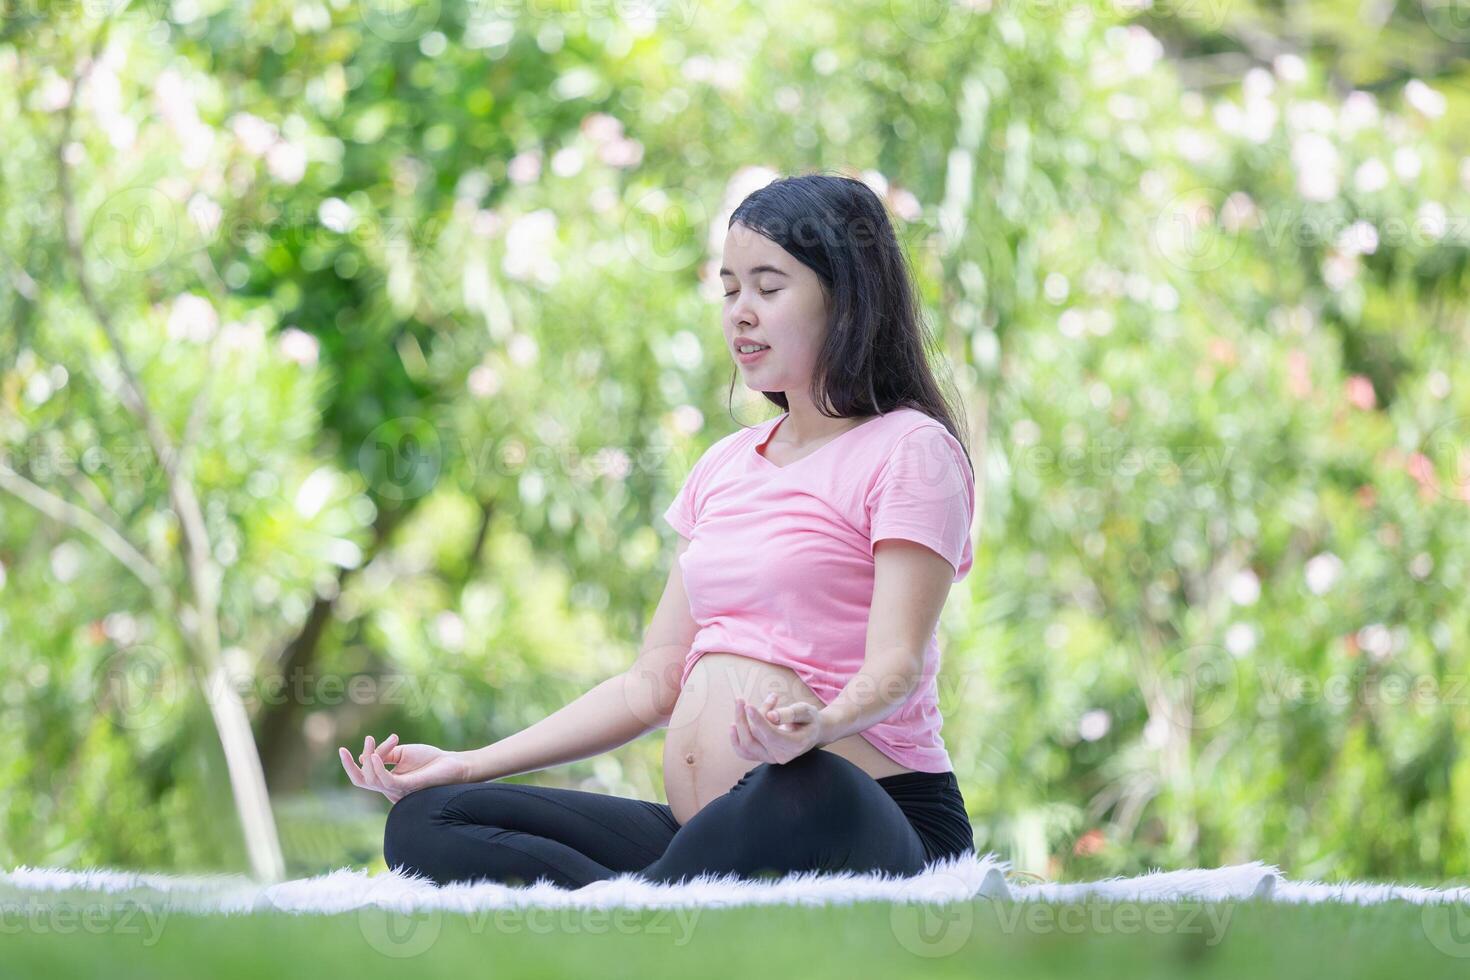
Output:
[3,891,1469,979]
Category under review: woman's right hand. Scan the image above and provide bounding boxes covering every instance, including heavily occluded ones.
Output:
[338,733,473,804]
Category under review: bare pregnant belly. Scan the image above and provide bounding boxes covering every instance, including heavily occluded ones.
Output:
[662,652,916,826]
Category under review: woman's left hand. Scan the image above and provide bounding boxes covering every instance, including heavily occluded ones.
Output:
[729,693,826,764]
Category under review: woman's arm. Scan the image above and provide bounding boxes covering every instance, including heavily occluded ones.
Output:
[814,538,954,745]
[728,537,957,766]
[458,535,701,782]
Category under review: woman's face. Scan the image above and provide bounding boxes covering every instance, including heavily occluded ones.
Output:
[719,222,830,394]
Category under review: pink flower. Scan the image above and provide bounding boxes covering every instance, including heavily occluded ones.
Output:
[1287,349,1312,399]
[278,327,319,367]
[579,112,624,143]
[1073,829,1106,857]
[1345,374,1376,411]
[1406,451,1438,499]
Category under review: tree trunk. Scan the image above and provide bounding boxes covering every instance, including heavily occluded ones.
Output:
[255,502,410,793]
[200,657,286,882]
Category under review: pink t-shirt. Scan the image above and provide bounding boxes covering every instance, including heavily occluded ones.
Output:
[661,405,975,773]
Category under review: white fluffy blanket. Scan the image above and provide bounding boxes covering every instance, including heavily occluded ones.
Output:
[4,852,1468,915]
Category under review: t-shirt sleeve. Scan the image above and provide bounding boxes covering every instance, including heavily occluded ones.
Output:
[662,441,717,539]
[865,424,976,583]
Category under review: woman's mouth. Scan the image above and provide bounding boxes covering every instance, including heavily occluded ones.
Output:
[735,344,769,364]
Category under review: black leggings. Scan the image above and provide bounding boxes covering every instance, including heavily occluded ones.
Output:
[382,747,975,889]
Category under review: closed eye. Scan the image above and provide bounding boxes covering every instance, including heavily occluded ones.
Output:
[722,288,781,297]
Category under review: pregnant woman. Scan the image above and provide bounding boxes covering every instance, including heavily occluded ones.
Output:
[339,172,978,889]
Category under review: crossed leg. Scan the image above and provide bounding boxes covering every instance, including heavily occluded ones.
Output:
[382,748,929,890]
[383,780,679,889]
[635,748,929,885]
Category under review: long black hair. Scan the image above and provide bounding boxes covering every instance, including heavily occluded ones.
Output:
[725,171,972,475]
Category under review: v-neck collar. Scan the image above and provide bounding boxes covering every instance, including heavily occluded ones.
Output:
[752,410,892,470]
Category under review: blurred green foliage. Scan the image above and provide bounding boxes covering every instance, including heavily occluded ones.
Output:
[1,0,1468,884]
